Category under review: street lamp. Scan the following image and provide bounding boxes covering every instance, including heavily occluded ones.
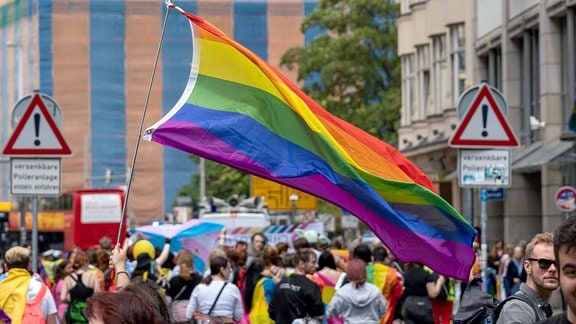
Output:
[289,193,299,225]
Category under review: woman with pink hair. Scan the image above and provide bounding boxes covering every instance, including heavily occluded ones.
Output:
[326,259,386,323]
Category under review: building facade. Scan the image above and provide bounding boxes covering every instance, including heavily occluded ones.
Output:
[0,0,318,225]
[398,0,576,245]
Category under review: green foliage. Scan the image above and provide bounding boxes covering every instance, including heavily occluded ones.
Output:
[281,0,401,144]
[177,157,249,207]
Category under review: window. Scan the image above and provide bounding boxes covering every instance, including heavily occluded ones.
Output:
[478,48,502,94]
[450,24,466,105]
[521,29,540,144]
[402,54,416,126]
[432,35,447,114]
[400,0,410,14]
[417,45,431,119]
[488,48,502,89]
[562,9,576,134]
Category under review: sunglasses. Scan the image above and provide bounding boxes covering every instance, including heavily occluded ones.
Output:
[527,258,556,270]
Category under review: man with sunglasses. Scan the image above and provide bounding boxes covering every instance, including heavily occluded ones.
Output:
[537,215,576,324]
[497,233,558,323]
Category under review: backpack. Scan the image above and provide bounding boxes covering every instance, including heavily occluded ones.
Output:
[65,274,92,323]
[22,283,47,324]
[453,277,539,324]
[67,300,88,323]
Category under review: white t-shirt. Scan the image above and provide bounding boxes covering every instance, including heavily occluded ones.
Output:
[186,280,243,321]
[27,277,58,319]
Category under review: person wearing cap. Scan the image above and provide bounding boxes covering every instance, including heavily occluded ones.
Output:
[130,238,171,283]
[296,229,323,261]
[41,249,63,286]
[0,246,58,324]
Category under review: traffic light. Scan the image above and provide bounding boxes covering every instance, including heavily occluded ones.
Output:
[105,168,112,184]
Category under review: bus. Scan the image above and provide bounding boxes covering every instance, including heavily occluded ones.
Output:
[0,201,11,252]
[7,188,127,252]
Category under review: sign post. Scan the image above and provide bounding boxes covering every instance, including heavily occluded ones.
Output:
[450,82,519,292]
[2,92,71,273]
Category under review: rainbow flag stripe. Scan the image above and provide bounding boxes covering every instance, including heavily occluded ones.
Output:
[144,7,476,280]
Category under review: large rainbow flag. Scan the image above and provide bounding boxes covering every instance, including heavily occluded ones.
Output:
[144,4,477,280]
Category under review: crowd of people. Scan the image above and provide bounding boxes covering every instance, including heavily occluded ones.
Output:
[0,216,575,324]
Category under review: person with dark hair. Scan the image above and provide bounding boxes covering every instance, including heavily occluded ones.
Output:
[262,245,285,280]
[86,247,105,291]
[0,246,57,324]
[235,241,248,253]
[352,244,372,264]
[167,249,201,322]
[186,256,243,323]
[293,237,310,251]
[227,247,248,287]
[538,216,576,323]
[84,290,163,324]
[242,258,266,316]
[269,248,324,323]
[326,259,386,323]
[98,236,113,254]
[282,252,296,273]
[243,246,284,323]
[316,250,346,306]
[401,262,445,324]
[506,244,528,296]
[275,242,290,267]
[122,278,172,323]
[94,249,111,290]
[247,233,267,267]
[61,251,101,323]
[53,258,73,321]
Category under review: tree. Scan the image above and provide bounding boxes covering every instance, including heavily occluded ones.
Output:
[281,0,401,144]
[178,157,250,208]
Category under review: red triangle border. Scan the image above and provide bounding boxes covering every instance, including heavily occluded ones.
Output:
[2,94,72,156]
[449,85,519,148]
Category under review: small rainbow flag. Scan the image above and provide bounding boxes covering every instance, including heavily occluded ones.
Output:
[144,4,476,280]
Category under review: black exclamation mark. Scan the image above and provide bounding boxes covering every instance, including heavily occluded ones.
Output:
[481,104,488,137]
[34,113,41,146]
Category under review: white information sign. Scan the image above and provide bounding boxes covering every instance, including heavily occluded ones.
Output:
[81,193,123,223]
[11,158,61,195]
[341,215,359,229]
[459,149,511,188]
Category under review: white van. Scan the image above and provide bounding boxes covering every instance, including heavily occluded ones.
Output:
[198,195,270,228]
[200,211,270,228]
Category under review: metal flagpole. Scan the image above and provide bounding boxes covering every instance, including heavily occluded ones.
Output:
[480,188,488,292]
[116,1,173,245]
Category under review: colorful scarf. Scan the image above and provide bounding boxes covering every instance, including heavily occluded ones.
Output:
[0,269,32,324]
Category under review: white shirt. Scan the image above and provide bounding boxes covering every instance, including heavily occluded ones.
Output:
[186,280,243,321]
[27,277,58,319]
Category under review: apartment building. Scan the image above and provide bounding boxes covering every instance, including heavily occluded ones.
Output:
[397,0,576,244]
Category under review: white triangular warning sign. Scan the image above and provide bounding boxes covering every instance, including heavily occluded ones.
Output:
[3,94,71,156]
[449,84,519,148]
